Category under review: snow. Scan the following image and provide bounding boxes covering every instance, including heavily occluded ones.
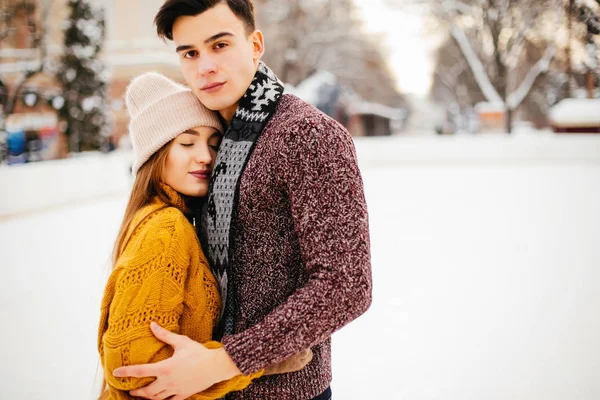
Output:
[0,151,132,217]
[549,98,600,127]
[76,18,103,45]
[1,135,600,399]
[71,44,96,59]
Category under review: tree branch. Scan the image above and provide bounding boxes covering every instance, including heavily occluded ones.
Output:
[450,23,504,103]
[506,45,555,109]
[441,0,481,16]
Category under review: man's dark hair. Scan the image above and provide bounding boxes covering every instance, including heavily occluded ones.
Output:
[155,0,256,41]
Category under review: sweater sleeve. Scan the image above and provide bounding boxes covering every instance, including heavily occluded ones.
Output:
[98,209,261,399]
[222,114,373,374]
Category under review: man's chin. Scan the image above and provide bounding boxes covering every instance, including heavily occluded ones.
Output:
[197,96,228,112]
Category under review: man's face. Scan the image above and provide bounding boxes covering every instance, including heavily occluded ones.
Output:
[172,3,264,122]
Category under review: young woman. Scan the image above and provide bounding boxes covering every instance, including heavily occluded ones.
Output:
[98,72,310,399]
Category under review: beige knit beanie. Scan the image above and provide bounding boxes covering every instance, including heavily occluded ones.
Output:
[125,72,223,175]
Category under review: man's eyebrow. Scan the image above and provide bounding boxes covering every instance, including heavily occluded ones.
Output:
[175,44,194,53]
[204,32,234,44]
[175,32,234,53]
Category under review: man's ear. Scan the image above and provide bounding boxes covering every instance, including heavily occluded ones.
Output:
[250,30,265,64]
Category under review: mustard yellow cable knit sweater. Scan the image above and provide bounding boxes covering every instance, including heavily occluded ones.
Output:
[98,185,261,400]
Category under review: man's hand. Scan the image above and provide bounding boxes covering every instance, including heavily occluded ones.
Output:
[263,349,313,375]
[112,322,241,400]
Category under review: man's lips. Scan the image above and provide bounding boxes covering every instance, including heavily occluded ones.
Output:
[189,170,211,179]
[201,82,225,92]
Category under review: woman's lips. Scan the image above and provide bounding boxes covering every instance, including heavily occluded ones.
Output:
[190,171,210,180]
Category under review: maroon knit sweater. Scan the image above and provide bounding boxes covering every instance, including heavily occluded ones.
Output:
[221,94,372,400]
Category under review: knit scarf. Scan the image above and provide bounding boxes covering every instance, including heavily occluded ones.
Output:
[199,61,284,338]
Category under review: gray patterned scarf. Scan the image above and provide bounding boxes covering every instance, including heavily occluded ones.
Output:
[199,61,284,338]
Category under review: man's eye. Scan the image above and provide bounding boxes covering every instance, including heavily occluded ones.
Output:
[214,42,228,50]
[183,50,198,59]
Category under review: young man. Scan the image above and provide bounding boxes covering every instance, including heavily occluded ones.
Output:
[112,1,372,399]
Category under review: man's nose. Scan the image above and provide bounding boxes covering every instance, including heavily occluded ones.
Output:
[198,54,217,76]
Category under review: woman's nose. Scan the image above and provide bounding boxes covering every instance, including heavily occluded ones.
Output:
[194,144,212,164]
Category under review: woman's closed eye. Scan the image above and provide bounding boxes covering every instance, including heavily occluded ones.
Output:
[208,137,222,151]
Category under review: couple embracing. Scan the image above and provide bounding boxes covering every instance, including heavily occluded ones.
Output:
[98,1,372,399]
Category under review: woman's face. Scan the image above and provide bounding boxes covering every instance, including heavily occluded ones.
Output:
[162,126,222,197]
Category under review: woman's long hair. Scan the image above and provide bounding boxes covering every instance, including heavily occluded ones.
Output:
[112,141,174,266]
[98,141,173,399]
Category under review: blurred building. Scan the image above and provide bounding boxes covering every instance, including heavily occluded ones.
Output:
[549,98,600,133]
[287,70,408,136]
[474,102,507,134]
[1,0,69,162]
[1,0,183,155]
[101,0,183,146]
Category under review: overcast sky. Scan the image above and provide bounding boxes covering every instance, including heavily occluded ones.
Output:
[353,0,437,97]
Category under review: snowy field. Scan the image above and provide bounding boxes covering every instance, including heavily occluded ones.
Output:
[1,134,599,400]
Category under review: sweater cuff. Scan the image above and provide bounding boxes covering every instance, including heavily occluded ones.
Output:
[222,333,266,375]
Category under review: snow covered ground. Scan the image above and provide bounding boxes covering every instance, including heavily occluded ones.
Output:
[1,135,599,399]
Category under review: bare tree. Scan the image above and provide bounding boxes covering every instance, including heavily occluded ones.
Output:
[570,0,600,96]
[255,0,405,106]
[388,0,564,132]
[431,36,482,110]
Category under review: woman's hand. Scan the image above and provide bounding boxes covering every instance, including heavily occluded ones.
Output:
[263,348,313,375]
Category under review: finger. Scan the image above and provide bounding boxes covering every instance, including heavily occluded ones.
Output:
[129,379,167,399]
[294,350,313,370]
[294,349,312,364]
[150,322,186,348]
[299,349,311,358]
[113,362,160,378]
[305,349,314,364]
[151,390,173,400]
